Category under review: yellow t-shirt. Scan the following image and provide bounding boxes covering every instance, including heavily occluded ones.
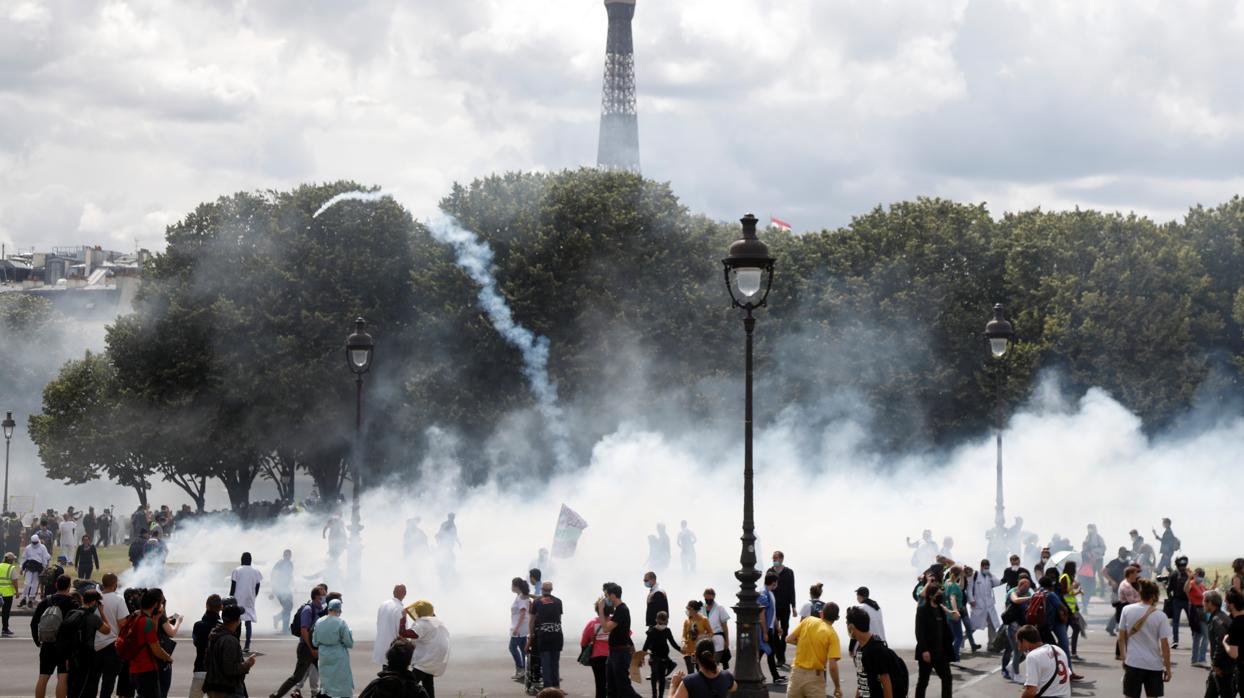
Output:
[789,615,841,670]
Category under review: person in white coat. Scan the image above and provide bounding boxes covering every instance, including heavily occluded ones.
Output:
[373,584,409,666]
[966,559,1005,645]
[229,551,263,651]
[408,599,451,698]
[20,534,50,606]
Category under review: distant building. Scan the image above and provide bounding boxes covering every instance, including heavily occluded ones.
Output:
[1,244,146,317]
[596,0,641,173]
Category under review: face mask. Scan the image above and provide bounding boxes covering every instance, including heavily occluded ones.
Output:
[604,599,614,610]
[772,562,783,569]
[686,610,693,618]
[704,599,714,607]
[644,581,654,589]
[1011,564,1020,571]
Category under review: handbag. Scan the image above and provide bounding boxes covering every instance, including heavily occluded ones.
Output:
[577,643,593,666]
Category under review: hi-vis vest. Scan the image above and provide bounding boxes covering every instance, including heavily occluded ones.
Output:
[0,562,15,596]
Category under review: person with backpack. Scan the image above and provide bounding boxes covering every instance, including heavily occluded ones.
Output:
[1015,624,1071,697]
[1118,578,1172,697]
[32,573,77,698]
[667,638,735,698]
[120,588,175,698]
[1151,518,1179,576]
[63,588,113,698]
[846,605,905,698]
[799,582,826,620]
[190,594,224,698]
[202,605,256,698]
[913,581,951,698]
[270,585,325,698]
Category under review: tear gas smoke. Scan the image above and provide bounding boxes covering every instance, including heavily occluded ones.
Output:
[312,190,393,219]
[134,378,1241,650]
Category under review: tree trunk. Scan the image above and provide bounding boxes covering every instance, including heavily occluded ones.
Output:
[305,454,345,502]
[132,484,148,509]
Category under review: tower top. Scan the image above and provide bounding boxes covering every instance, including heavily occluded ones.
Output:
[603,0,636,4]
[596,0,640,172]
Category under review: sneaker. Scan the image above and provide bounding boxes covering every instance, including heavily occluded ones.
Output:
[1,629,13,637]
[778,663,791,671]
[1001,669,1013,681]
[1071,673,1085,681]
[289,690,303,698]
[772,676,788,685]
[1171,642,1179,650]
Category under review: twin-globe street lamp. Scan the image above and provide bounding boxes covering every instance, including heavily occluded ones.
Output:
[984,303,1015,530]
[345,318,374,582]
[2,411,15,514]
[721,213,775,698]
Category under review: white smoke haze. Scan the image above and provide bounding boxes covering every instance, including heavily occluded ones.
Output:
[137,373,1241,650]
[312,190,393,218]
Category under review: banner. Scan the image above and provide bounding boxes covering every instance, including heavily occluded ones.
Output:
[551,504,588,559]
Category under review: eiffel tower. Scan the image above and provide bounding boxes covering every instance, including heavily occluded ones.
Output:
[597,0,640,173]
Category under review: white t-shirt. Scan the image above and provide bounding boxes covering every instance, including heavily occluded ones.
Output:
[59,520,77,546]
[411,616,451,676]
[1023,644,1071,696]
[860,603,886,642]
[510,594,530,635]
[230,565,264,621]
[703,602,731,652]
[95,590,130,651]
[1119,602,1173,671]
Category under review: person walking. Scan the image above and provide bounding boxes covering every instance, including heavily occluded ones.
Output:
[529,582,562,692]
[1118,578,1172,698]
[64,588,113,698]
[643,572,668,630]
[1104,547,1131,635]
[1000,576,1032,681]
[1203,590,1233,697]
[21,533,50,607]
[700,589,730,669]
[96,508,112,548]
[677,521,697,575]
[202,605,256,698]
[57,513,78,563]
[846,606,901,698]
[1221,589,1244,694]
[89,572,129,698]
[270,550,294,632]
[1151,519,1179,576]
[311,598,354,698]
[599,582,641,698]
[767,551,797,671]
[358,638,430,698]
[373,585,408,668]
[667,639,735,698]
[74,534,100,581]
[851,586,886,647]
[680,601,712,673]
[642,610,679,698]
[228,552,262,652]
[270,586,324,698]
[510,578,531,681]
[758,571,784,685]
[127,588,176,698]
[798,582,825,620]
[1015,624,1071,697]
[1162,556,1197,651]
[190,594,223,698]
[580,604,611,698]
[32,573,77,698]
[0,551,16,636]
[1057,560,1083,660]
[784,602,842,698]
[1187,566,1214,667]
[408,600,451,698]
[83,508,96,549]
[967,559,1003,646]
[914,581,952,698]
[941,566,966,661]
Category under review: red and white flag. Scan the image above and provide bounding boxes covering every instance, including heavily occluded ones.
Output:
[769,216,791,231]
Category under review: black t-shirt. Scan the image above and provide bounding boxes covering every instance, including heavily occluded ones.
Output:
[855,637,889,698]
[1228,615,1244,669]
[609,602,631,648]
[682,670,734,697]
[1104,559,1127,586]
[532,595,564,652]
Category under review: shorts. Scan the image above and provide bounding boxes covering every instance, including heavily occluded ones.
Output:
[1123,665,1164,697]
[39,643,66,675]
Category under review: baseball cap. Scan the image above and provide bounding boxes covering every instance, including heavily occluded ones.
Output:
[222,606,245,622]
[854,586,870,597]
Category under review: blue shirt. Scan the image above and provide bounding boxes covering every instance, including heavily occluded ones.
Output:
[759,589,776,629]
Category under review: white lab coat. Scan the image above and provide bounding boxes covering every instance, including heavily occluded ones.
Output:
[967,571,1003,630]
[373,598,406,666]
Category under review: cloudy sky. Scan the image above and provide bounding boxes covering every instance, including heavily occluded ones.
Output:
[3,0,1244,254]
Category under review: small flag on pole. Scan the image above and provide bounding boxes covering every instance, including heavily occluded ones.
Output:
[769,216,791,231]
[551,504,589,559]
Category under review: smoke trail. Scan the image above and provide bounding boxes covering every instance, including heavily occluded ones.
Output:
[312,190,392,218]
[426,214,574,471]
[313,191,574,471]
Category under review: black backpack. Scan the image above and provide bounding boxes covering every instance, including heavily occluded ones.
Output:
[872,639,909,697]
[808,599,826,617]
[55,608,90,654]
[290,603,313,637]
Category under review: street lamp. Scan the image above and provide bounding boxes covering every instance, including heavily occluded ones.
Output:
[721,213,775,698]
[345,318,374,583]
[984,303,1014,529]
[2,411,14,514]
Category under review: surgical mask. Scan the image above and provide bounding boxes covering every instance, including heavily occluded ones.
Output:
[644,581,654,589]
[1011,565,1020,572]
[686,610,693,618]
[772,562,783,569]
[604,599,614,610]
[704,599,714,607]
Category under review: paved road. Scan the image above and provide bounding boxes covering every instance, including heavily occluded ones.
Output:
[0,604,1216,696]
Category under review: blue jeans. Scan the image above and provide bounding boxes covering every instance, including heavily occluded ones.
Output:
[1051,623,1072,672]
[509,636,527,671]
[1001,623,1020,674]
[1189,606,1207,663]
[607,647,640,698]
[946,616,963,661]
[540,650,561,688]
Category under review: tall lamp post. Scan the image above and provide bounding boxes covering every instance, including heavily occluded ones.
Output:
[2,411,14,513]
[345,318,374,583]
[984,303,1014,530]
[722,213,775,698]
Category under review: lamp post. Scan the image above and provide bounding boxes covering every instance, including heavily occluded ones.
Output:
[345,318,374,583]
[721,213,775,698]
[2,411,14,513]
[984,303,1014,530]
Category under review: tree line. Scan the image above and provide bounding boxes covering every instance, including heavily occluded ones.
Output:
[22,170,1244,510]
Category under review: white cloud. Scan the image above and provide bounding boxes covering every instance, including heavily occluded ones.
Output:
[1,0,1244,253]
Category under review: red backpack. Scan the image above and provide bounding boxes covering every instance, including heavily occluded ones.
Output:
[1024,591,1048,626]
[115,611,150,661]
